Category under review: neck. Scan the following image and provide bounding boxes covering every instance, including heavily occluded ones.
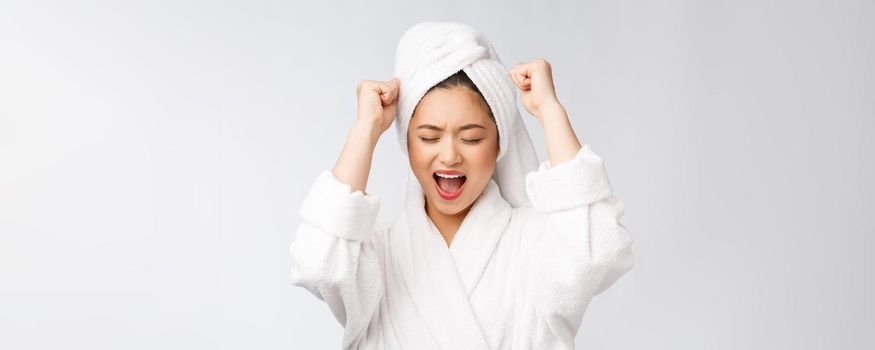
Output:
[425,199,471,248]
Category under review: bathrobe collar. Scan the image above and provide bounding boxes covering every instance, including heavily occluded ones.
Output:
[388,171,512,348]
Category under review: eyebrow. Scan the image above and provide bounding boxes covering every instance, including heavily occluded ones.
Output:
[416,123,486,131]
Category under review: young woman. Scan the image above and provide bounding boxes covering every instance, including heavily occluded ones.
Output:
[290,22,634,349]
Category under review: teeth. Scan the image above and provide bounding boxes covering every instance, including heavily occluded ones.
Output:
[435,173,465,179]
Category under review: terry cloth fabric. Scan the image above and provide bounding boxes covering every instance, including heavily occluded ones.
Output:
[290,21,635,349]
[392,21,540,208]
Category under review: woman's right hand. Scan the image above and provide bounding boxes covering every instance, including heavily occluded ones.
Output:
[332,77,401,194]
[355,77,401,137]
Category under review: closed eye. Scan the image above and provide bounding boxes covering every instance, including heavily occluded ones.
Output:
[419,137,439,142]
[462,139,484,144]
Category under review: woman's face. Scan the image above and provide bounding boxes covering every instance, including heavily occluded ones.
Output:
[408,87,499,216]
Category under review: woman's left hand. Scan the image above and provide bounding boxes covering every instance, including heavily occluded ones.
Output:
[508,59,563,122]
[510,58,581,167]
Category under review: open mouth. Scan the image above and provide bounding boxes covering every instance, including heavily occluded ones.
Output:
[433,172,466,200]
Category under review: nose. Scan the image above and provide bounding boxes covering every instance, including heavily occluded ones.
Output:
[438,140,462,166]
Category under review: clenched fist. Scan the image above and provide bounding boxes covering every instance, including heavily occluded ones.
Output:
[508,59,563,122]
[356,77,401,137]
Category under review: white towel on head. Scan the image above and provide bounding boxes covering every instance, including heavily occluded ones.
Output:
[290,21,634,349]
[392,21,539,208]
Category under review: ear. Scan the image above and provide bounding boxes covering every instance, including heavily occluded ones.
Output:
[494,129,500,153]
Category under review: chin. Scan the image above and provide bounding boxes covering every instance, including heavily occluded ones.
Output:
[427,195,472,215]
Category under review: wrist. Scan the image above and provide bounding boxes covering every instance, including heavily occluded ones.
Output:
[535,101,567,123]
[350,120,382,147]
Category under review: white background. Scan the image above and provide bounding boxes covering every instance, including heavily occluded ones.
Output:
[1,0,873,348]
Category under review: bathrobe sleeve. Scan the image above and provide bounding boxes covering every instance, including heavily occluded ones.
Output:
[289,171,384,348]
[524,144,634,335]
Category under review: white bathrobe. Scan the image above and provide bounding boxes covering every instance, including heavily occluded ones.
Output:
[290,144,634,349]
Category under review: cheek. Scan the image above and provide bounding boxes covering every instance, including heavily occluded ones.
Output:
[408,144,432,175]
[463,144,498,173]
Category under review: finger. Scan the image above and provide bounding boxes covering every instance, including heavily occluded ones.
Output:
[376,80,399,104]
[509,65,525,89]
[390,77,401,99]
[383,88,398,105]
[508,68,519,88]
[359,79,383,95]
[389,78,401,101]
[520,65,534,88]
[510,68,530,90]
[512,64,532,89]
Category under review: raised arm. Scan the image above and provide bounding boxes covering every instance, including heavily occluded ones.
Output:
[509,59,581,166]
[332,78,401,193]
[511,59,634,341]
[290,77,400,348]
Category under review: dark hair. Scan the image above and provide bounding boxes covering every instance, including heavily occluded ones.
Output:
[411,70,500,150]
[424,70,495,122]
